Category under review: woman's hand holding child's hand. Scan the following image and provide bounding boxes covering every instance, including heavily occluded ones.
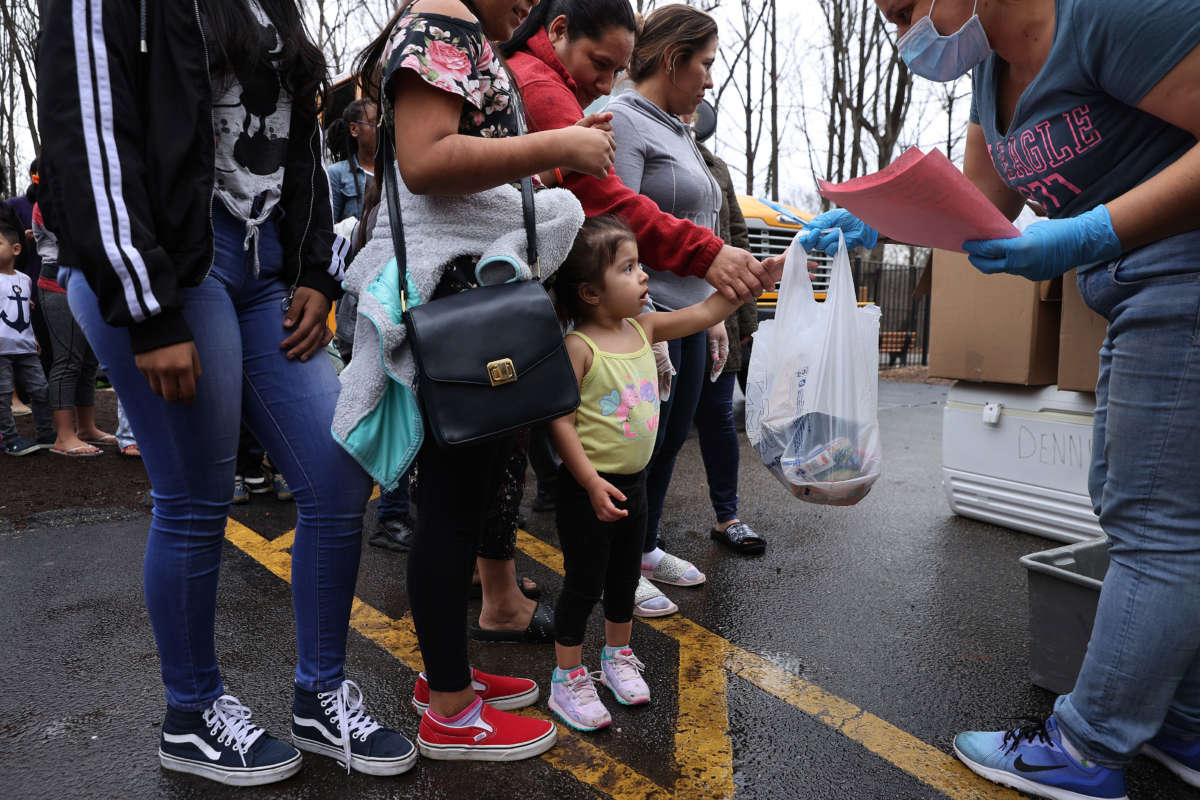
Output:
[557,125,615,179]
[576,112,614,133]
[587,477,629,522]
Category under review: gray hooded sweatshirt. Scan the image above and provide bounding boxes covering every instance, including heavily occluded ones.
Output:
[608,89,722,311]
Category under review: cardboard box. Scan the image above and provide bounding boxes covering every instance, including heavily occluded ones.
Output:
[929,250,1060,384]
[1057,269,1107,392]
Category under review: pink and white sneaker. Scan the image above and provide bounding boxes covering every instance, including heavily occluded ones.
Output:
[600,648,650,706]
[548,667,611,732]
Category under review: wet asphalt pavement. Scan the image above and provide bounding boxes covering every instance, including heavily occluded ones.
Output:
[2,381,1197,799]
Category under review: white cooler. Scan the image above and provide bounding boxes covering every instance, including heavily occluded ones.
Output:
[942,383,1102,543]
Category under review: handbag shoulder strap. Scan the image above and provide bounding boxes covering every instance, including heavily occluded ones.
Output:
[507,72,539,274]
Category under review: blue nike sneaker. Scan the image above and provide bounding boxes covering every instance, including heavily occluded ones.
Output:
[953,716,1127,800]
[1142,732,1200,788]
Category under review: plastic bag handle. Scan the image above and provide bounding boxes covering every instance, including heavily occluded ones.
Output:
[775,231,819,326]
[824,229,857,314]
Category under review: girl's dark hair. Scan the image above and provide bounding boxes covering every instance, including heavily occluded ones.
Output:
[199,0,329,119]
[23,157,38,203]
[628,3,718,83]
[325,98,377,163]
[498,0,637,59]
[556,214,637,323]
[355,1,420,110]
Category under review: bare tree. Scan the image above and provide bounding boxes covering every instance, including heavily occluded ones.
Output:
[810,0,915,208]
[766,0,779,198]
[306,0,399,77]
[0,0,39,196]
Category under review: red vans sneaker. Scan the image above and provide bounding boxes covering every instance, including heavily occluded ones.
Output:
[417,699,557,761]
[411,668,539,714]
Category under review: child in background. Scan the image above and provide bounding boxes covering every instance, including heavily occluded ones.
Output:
[0,222,53,454]
[547,215,781,730]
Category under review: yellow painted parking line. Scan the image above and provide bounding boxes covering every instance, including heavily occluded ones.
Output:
[227,517,1017,799]
[224,519,670,799]
[265,529,296,553]
[515,531,1022,800]
[673,634,734,798]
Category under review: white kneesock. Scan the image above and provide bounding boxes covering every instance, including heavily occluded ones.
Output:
[642,547,665,569]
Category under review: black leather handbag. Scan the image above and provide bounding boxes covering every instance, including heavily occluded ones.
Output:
[381,115,579,448]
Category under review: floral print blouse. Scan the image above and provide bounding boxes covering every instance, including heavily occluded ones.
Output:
[383,12,522,139]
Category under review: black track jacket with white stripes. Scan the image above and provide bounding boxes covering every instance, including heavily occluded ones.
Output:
[37,0,339,355]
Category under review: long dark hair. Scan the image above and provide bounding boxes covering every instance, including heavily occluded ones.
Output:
[628,3,717,83]
[355,1,422,110]
[498,0,637,59]
[198,0,329,119]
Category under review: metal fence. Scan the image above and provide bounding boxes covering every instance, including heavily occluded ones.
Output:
[853,258,930,368]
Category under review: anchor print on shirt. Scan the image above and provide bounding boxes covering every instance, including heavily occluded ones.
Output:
[1,284,30,333]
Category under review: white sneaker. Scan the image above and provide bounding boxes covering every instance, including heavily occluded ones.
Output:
[600,648,650,706]
[632,576,678,618]
[547,667,611,732]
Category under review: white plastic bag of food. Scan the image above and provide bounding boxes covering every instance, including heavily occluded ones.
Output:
[744,230,882,505]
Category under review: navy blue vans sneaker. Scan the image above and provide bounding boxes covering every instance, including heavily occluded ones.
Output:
[159,694,302,786]
[292,680,417,776]
[4,435,42,456]
[1142,732,1200,787]
[954,717,1127,800]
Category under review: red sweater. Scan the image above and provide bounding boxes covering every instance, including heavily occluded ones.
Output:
[508,31,722,279]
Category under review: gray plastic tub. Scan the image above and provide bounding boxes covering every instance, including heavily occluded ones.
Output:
[1020,538,1108,694]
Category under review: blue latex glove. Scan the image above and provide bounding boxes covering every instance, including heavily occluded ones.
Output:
[963,205,1123,282]
[795,209,879,254]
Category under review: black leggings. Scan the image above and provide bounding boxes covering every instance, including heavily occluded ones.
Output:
[40,288,98,411]
[553,466,646,648]
[407,421,517,692]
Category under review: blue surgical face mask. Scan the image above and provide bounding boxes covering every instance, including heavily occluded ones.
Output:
[898,0,992,82]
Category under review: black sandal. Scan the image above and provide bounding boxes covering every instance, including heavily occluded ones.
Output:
[710,521,767,555]
[469,601,555,644]
[468,575,541,600]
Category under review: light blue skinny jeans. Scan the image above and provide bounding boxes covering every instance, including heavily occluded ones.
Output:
[1054,230,1200,767]
[66,204,371,710]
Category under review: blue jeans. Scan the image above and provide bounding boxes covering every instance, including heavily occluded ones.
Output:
[67,205,371,710]
[377,469,411,521]
[694,371,739,524]
[1053,230,1200,767]
[645,329,707,552]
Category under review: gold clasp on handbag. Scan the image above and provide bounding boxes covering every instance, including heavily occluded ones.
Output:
[487,358,517,387]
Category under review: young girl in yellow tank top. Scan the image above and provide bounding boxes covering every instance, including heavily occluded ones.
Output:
[546,215,782,731]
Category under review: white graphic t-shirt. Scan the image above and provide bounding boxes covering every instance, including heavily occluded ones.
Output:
[210,0,292,225]
[0,272,37,355]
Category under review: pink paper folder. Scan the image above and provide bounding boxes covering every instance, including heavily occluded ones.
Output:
[817,147,1019,252]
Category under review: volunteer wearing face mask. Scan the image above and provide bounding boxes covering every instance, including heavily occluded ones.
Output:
[799,2,1200,799]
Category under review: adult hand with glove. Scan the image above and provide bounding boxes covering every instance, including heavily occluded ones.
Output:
[652,340,675,402]
[795,209,879,254]
[962,205,1123,282]
[707,322,729,383]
